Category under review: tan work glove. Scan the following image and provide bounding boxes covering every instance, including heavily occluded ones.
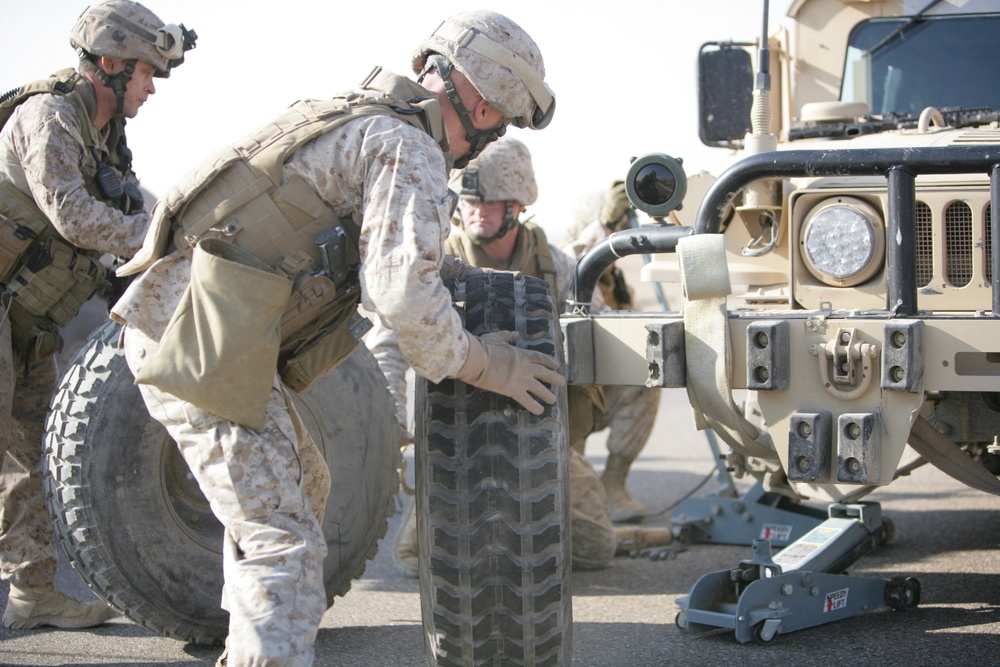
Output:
[599,180,630,231]
[456,330,566,415]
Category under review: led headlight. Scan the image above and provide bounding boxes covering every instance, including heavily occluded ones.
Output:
[800,197,884,287]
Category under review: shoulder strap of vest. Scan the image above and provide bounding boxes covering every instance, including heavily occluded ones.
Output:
[246,68,447,183]
[1,69,100,152]
[358,67,447,149]
[166,69,447,232]
[525,221,558,288]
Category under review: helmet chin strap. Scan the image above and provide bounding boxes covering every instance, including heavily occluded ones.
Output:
[468,203,518,246]
[82,52,134,119]
[421,55,506,169]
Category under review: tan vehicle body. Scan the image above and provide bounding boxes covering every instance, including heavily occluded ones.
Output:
[565,0,1000,503]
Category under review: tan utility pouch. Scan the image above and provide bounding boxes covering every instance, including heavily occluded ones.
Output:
[278,275,367,393]
[0,180,50,284]
[7,300,62,369]
[6,237,106,327]
[134,238,292,431]
[279,307,370,393]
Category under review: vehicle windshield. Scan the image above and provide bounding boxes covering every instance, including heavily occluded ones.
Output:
[842,14,1000,116]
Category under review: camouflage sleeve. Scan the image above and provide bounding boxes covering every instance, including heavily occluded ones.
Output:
[548,243,575,309]
[285,116,468,384]
[8,95,150,256]
[549,242,606,312]
[561,219,608,261]
[365,316,411,429]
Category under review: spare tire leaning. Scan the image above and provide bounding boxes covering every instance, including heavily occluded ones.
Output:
[415,270,573,667]
[43,319,399,644]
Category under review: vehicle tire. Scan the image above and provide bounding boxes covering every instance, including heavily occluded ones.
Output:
[414,270,572,667]
[43,320,399,644]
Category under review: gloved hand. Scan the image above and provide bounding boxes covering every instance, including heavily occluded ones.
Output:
[599,180,631,231]
[120,180,145,215]
[440,255,487,284]
[456,330,565,415]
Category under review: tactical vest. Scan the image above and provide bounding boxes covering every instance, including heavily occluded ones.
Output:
[446,220,558,290]
[125,67,450,392]
[0,69,127,366]
[528,223,559,290]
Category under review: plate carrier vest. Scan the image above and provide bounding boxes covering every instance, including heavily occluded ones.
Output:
[124,67,450,390]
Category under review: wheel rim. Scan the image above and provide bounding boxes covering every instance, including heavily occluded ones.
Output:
[158,426,221,553]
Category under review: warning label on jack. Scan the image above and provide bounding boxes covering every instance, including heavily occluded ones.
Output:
[825,588,849,613]
[760,524,792,543]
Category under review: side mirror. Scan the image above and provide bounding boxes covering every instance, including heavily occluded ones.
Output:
[698,43,753,148]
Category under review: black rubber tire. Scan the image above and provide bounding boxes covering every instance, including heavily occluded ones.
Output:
[752,621,779,645]
[43,320,399,644]
[415,271,572,667]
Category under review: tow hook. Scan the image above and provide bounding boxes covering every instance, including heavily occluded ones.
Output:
[810,328,879,400]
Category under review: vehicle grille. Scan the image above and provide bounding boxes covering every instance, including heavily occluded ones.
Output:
[913,192,992,303]
[988,203,994,283]
[916,202,933,286]
[944,200,974,287]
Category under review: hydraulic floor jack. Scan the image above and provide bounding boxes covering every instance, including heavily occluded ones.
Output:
[671,431,827,548]
[675,502,920,643]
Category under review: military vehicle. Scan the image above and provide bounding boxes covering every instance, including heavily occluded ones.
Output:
[563,0,1000,645]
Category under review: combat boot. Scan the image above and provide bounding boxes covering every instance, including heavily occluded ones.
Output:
[3,584,116,629]
[392,495,419,578]
[602,453,647,523]
[614,527,674,556]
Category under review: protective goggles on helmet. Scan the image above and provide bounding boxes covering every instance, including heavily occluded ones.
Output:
[431,23,555,130]
[155,23,198,70]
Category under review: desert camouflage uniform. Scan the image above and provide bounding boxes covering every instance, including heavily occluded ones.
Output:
[370,220,618,570]
[0,92,148,593]
[112,110,465,667]
[563,217,661,522]
[123,324,330,665]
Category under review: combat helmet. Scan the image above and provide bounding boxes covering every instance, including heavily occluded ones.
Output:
[71,0,196,77]
[413,10,554,165]
[453,136,537,245]
[71,1,196,116]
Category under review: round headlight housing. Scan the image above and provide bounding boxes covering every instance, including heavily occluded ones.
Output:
[624,153,688,217]
[800,197,884,287]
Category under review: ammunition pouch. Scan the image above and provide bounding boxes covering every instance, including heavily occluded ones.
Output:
[278,273,367,393]
[6,300,62,369]
[0,179,48,284]
[6,237,106,327]
[134,239,292,431]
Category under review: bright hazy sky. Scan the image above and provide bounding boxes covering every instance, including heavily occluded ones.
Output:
[4,0,794,241]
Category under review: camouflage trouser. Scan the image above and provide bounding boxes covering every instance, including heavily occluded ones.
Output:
[123,325,332,667]
[568,384,659,462]
[568,450,616,570]
[0,313,59,593]
[600,385,660,461]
